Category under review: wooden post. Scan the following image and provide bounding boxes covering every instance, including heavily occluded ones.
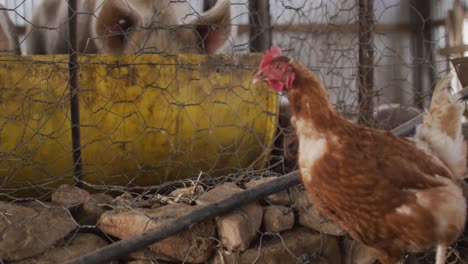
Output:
[411,0,434,109]
[358,0,375,126]
[249,0,271,52]
[68,0,83,187]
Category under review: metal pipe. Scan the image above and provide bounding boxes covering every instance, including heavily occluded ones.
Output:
[67,0,83,187]
[66,170,301,264]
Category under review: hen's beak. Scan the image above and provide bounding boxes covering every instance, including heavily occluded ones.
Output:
[252,70,266,84]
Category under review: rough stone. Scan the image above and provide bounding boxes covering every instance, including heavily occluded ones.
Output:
[293,191,346,236]
[0,201,76,261]
[12,233,108,264]
[125,261,160,264]
[287,186,303,202]
[125,248,188,264]
[99,203,215,263]
[169,185,204,203]
[262,205,294,233]
[51,184,91,207]
[127,249,177,263]
[344,238,377,264]
[211,249,241,264]
[245,178,292,205]
[240,227,341,264]
[308,257,330,264]
[111,192,151,208]
[127,249,160,262]
[78,193,113,225]
[196,182,241,205]
[196,183,263,252]
[125,260,171,264]
[216,204,263,253]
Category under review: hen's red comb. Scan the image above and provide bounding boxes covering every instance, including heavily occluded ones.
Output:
[260,45,282,69]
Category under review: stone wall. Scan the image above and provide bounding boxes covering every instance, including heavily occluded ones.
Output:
[2,177,468,263]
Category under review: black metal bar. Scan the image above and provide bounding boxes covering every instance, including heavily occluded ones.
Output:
[67,0,83,187]
[410,0,434,109]
[66,171,302,264]
[358,0,375,127]
[389,115,424,137]
[249,0,271,52]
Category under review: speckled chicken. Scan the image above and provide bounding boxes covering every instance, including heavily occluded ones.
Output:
[253,46,467,264]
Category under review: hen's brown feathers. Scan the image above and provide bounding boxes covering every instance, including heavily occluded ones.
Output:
[285,62,465,264]
[256,46,466,263]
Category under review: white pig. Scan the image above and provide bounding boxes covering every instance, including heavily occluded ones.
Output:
[25,0,231,54]
[0,5,20,54]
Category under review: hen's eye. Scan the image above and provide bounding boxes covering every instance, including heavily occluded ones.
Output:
[274,64,280,69]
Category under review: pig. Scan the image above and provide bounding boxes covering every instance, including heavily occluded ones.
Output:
[0,5,20,54]
[25,0,231,54]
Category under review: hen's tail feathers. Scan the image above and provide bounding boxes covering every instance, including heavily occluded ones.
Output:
[414,73,467,180]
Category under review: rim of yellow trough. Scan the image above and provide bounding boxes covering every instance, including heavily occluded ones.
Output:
[0,53,279,195]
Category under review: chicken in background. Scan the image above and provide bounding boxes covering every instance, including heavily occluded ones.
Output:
[0,5,20,55]
[414,73,467,180]
[254,46,466,264]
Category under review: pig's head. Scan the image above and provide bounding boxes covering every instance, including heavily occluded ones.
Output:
[92,0,231,54]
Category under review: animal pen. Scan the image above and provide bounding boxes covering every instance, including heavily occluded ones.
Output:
[0,0,467,263]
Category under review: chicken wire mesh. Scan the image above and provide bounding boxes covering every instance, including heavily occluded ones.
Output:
[0,0,467,263]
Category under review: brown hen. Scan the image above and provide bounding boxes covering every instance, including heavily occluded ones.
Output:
[254,46,466,264]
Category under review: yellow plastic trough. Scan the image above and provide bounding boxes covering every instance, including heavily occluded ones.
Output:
[0,53,278,192]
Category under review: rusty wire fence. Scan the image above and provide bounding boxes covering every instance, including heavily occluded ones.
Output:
[0,0,466,263]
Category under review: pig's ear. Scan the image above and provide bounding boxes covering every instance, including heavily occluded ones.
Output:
[92,0,136,53]
[192,0,231,53]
